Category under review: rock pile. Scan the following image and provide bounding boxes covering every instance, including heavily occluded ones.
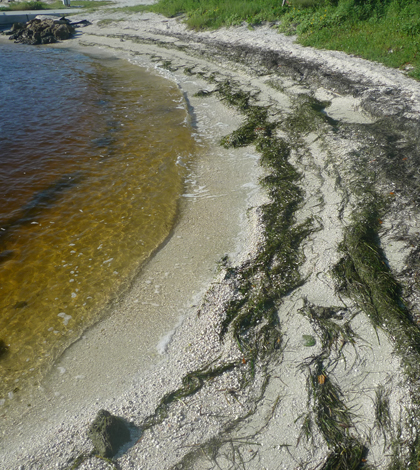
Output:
[7,17,89,45]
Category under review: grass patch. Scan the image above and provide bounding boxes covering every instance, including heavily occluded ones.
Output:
[279,0,420,80]
[0,1,47,11]
[134,0,420,79]
[0,0,111,11]
[147,0,287,30]
[280,0,420,80]
[115,4,149,14]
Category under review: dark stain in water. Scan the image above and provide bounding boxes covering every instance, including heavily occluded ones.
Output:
[0,340,9,359]
[13,301,28,310]
[0,250,14,264]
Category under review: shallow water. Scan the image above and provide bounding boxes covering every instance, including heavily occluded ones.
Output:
[0,44,196,400]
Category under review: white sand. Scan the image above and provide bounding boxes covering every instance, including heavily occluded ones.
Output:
[2,4,420,469]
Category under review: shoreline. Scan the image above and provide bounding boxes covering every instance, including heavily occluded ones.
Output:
[2,6,420,469]
[0,29,268,468]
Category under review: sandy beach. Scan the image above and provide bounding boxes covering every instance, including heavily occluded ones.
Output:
[2,3,420,468]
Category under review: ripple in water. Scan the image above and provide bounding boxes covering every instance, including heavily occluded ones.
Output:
[0,44,197,401]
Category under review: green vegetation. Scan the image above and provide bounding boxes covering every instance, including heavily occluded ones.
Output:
[332,198,420,467]
[374,384,391,444]
[306,364,366,470]
[134,0,420,79]
[0,1,47,11]
[114,3,149,14]
[281,0,420,80]
[140,0,288,29]
[214,79,312,368]
[97,17,123,26]
[296,301,366,466]
[0,0,111,12]
[333,201,420,374]
[299,302,357,360]
[142,359,237,430]
[7,0,419,78]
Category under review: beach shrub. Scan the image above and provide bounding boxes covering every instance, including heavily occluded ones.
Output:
[279,0,420,79]
[0,0,113,11]
[7,1,47,10]
[149,0,288,29]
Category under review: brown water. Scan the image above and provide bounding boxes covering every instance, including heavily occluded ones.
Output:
[0,44,196,402]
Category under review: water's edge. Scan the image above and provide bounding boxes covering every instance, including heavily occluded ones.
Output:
[3,16,420,468]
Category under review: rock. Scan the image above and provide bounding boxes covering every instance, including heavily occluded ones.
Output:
[88,409,131,458]
[53,24,72,40]
[8,18,76,45]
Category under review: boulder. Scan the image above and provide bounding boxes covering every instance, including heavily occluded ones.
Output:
[88,409,131,458]
[8,18,75,45]
[53,23,72,40]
